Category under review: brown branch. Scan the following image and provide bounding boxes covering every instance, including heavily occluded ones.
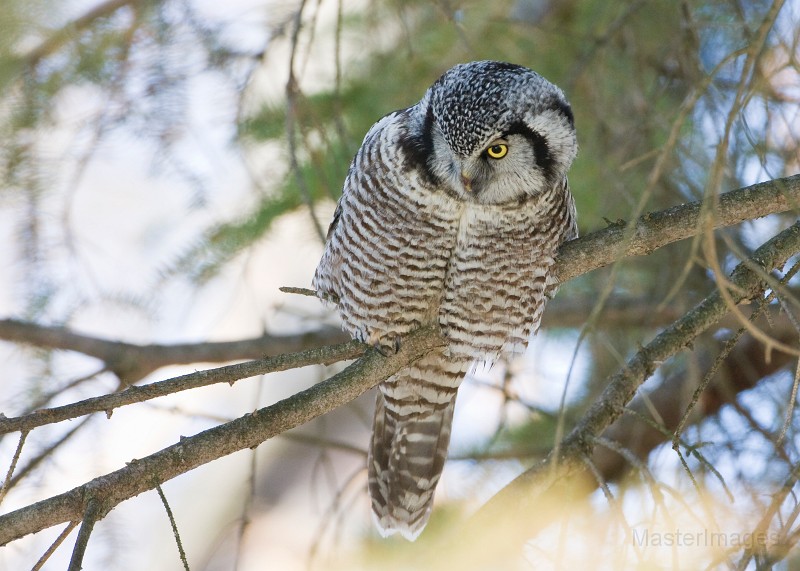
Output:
[555,173,799,282]
[0,340,365,435]
[0,432,28,506]
[155,484,190,571]
[7,418,92,489]
[0,319,347,385]
[31,522,79,571]
[67,498,101,571]
[0,326,445,546]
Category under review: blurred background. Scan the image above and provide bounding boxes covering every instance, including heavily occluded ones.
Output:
[0,0,799,569]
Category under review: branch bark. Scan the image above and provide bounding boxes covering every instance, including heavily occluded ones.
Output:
[556,173,799,282]
[0,326,445,546]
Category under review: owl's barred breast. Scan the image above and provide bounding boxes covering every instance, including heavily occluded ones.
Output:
[443,192,570,363]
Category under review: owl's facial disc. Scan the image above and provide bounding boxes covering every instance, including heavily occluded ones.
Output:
[450,133,545,204]
[423,91,575,204]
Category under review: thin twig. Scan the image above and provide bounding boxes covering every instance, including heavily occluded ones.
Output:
[279,286,320,297]
[307,465,365,570]
[700,0,793,358]
[31,521,80,571]
[67,498,102,571]
[8,419,90,491]
[0,431,28,507]
[778,359,800,445]
[156,484,190,571]
[286,0,326,243]
[673,326,748,444]
[22,0,146,66]
[233,375,265,571]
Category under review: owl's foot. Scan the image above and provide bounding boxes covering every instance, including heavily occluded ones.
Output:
[374,336,401,357]
[354,329,402,356]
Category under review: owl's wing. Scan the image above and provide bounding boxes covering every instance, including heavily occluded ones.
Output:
[324,201,343,241]
[544,176,577,300]
[312,108,459,348]
[558,176,578,243]
[311,110,401,307]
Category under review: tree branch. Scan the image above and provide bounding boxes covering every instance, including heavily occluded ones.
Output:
[0,326,445,546]
[22,0,151,67]
[592,308,798,483]
[67,498,101,571]
[0,319,348,384]
[555,173,799,282]
[0,339,365,435]
[441,221,800,568]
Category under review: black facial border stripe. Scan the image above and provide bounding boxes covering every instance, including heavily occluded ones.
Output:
[398,103,441,186]
[502,120,555,184]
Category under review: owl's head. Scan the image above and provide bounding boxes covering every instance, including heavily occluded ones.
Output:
[406,61,577,205]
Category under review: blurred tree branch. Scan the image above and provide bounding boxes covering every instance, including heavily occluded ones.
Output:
[22,0,150,67]
[0,319,348,385]
[0,175,798,550]
[592,306,799,483]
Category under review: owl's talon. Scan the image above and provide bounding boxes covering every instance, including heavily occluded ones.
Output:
[375,338,400,357]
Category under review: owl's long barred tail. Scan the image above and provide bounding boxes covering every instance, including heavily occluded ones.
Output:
[368,352,468,540]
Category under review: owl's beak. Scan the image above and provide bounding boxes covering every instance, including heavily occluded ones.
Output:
[460,172,473,193]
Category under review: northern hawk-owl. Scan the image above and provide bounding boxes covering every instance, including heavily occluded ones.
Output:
[313,61,578,540]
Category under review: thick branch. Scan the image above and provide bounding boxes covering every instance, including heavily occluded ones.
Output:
[555,173,799,282]
[0,340,365,435]
[0,319,347,384]
[0,326,445,546]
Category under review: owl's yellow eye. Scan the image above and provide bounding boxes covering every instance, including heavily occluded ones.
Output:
[486,144,508,159]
